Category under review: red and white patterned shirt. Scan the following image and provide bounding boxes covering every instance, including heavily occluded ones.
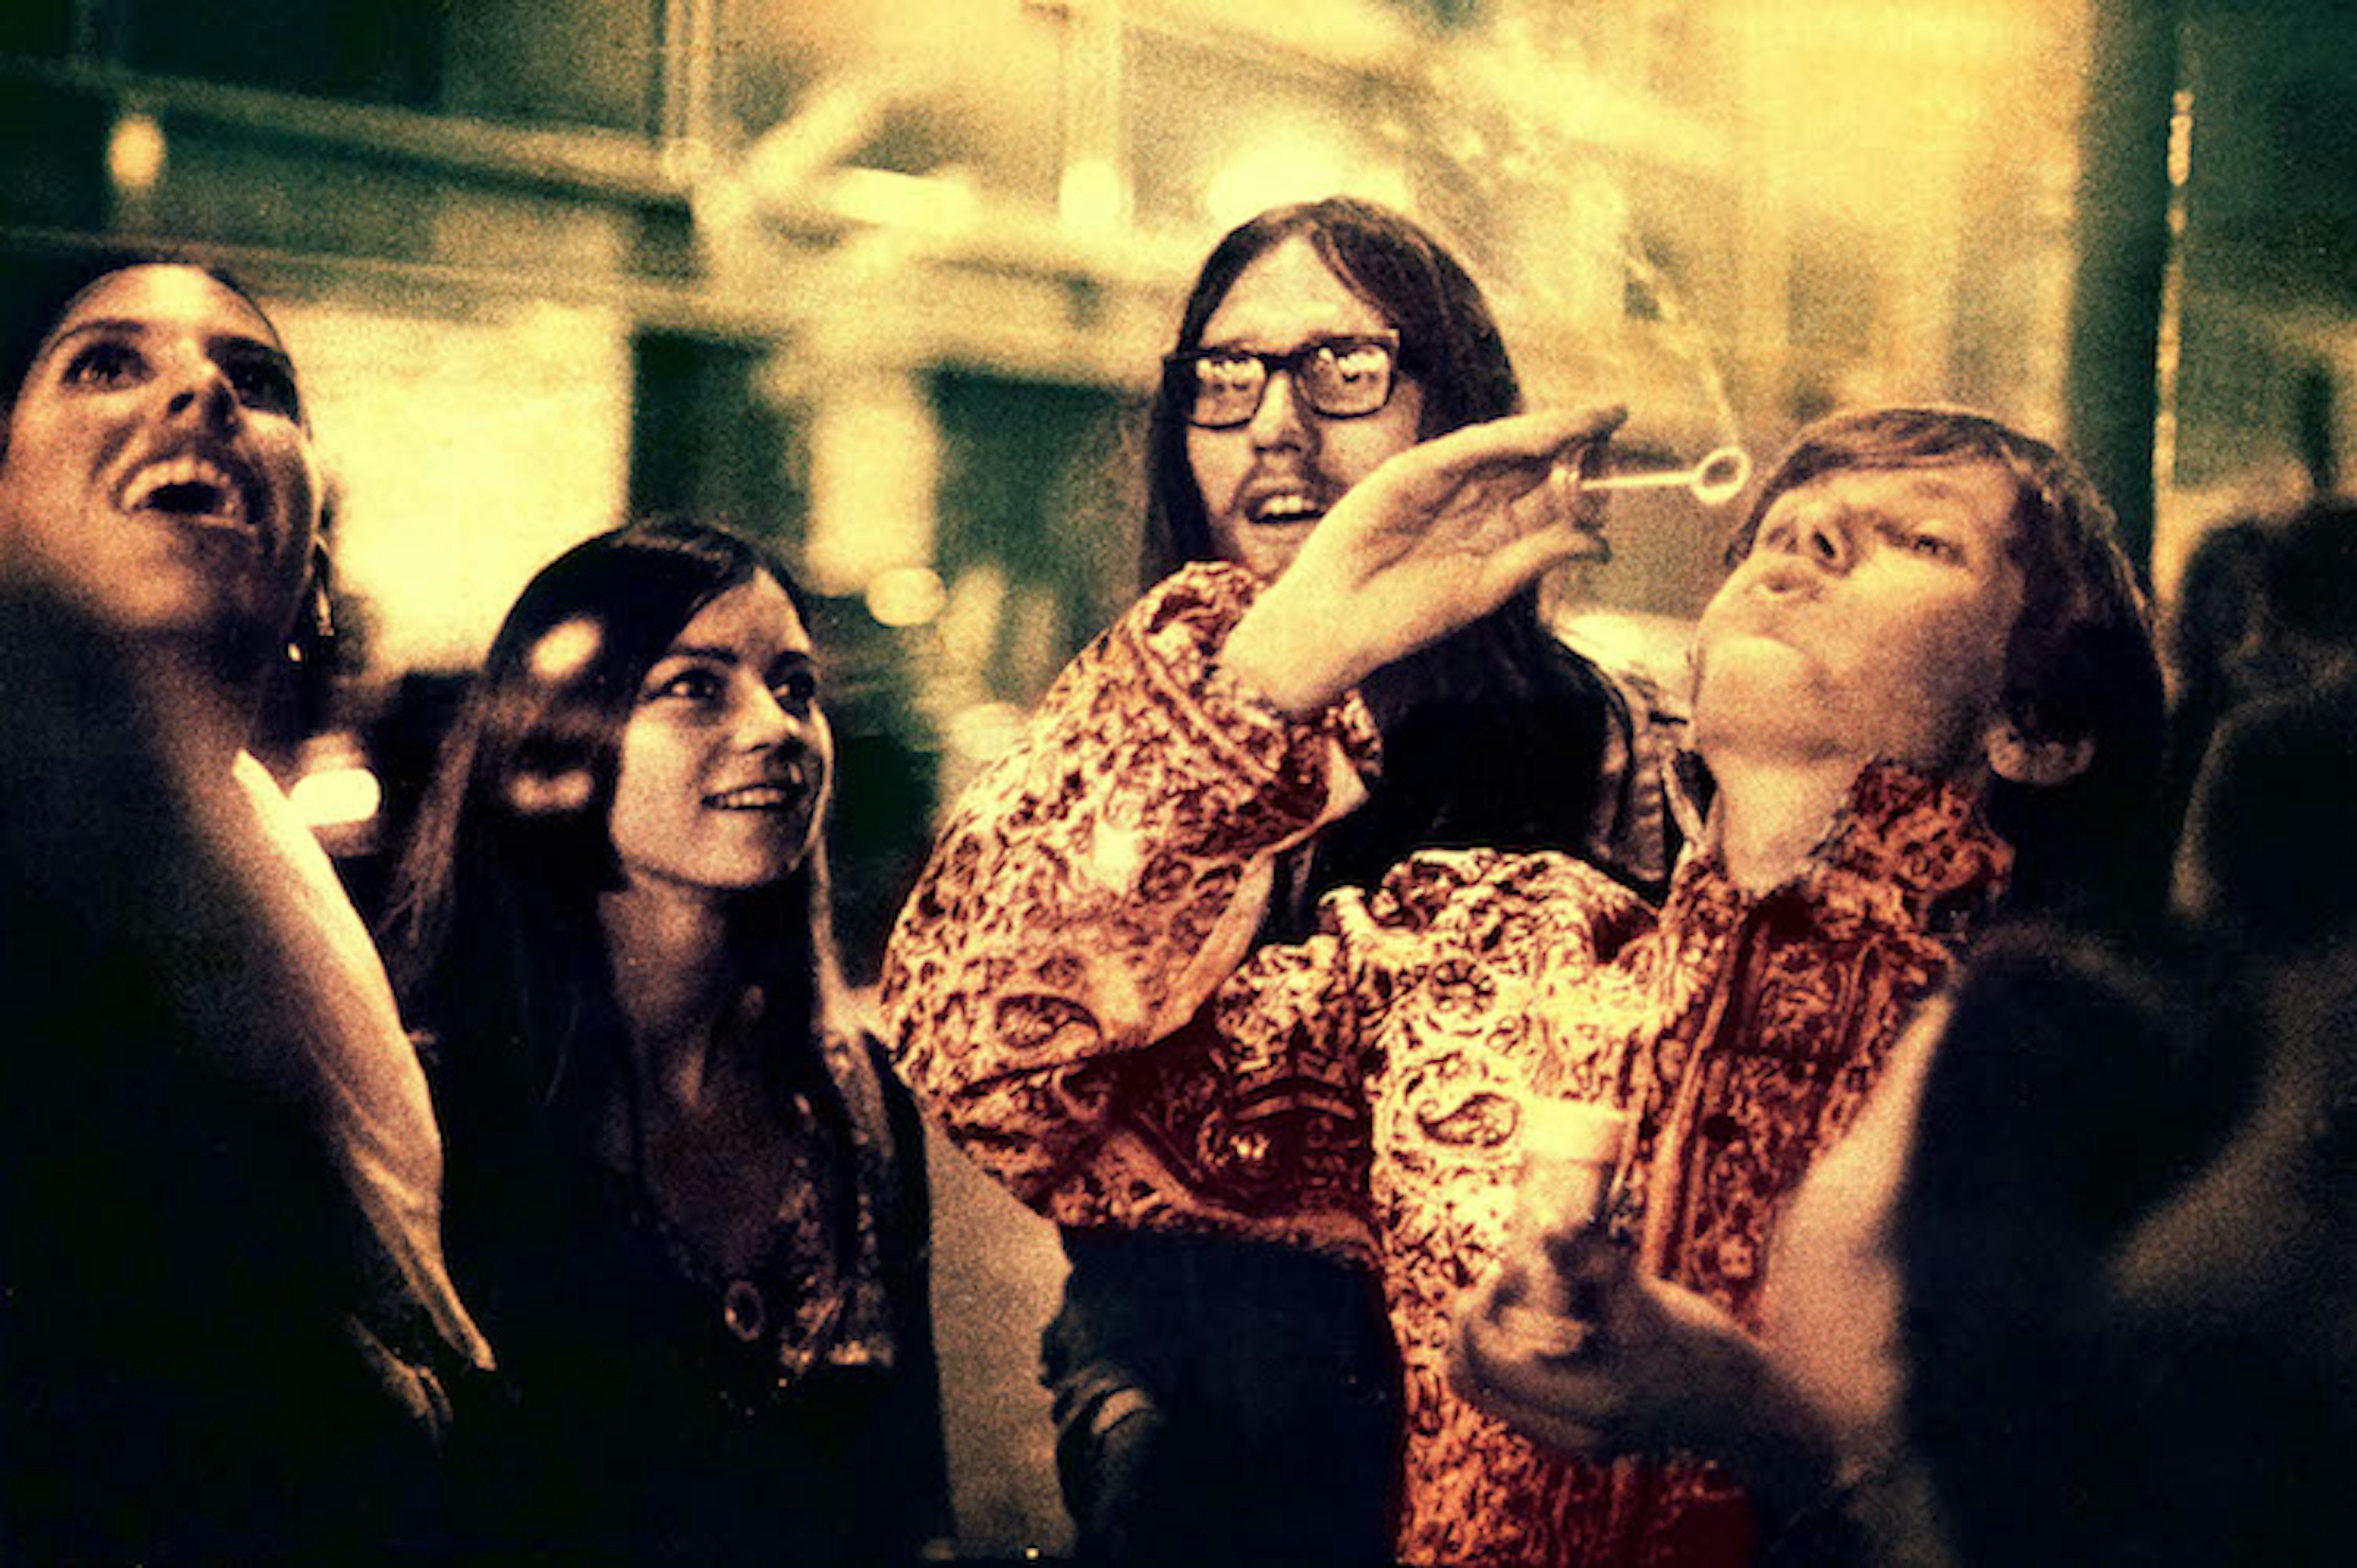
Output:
[883,564,2011,1566]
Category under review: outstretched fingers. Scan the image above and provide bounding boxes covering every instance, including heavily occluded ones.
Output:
[1481,518,1605,594]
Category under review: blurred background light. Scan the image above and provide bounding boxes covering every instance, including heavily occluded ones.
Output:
[289,763,384,832]
[945,700,1029,768]
[865,564,950,627]
[1202,139,1409,227]
[106,112,168,196]
[826,165,981,232]
[528,616,606,685]
[1059,155,1128,230]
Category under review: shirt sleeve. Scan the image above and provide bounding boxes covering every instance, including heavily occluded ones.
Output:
[878,563,1387,1253]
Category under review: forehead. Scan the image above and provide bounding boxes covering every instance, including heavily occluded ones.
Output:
[41,265,283,358]
[1759,460,2023,547]
[1201,236,1392,346]
[667,571,811,657]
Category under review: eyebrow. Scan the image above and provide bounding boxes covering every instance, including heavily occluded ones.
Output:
[39,317,292,368]
[656,643,815,668]
[1193,330,1385,353]
[1894,476,1993,508]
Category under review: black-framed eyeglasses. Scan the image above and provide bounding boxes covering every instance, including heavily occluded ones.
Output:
[1164,332,1404,430]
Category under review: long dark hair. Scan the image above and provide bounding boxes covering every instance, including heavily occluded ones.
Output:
[1142,198,1523,581]
[1143,198,1619,912]
[383,519,845,1140]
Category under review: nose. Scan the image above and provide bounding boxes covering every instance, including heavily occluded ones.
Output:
[737,683,807,752]
[163,357,240,432]
[1764,504,1852,574]
[1247,367,1314,453]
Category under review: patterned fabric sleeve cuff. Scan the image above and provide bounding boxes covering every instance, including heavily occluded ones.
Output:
[1128,562,1382,822]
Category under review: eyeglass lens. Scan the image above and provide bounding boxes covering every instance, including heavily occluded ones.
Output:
[1183,338,1396,428]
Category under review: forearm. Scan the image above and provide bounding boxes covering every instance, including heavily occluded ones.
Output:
[879,564,1374,1200]
[1683,1325,1921,1563]
[1717,1343,1846,1526]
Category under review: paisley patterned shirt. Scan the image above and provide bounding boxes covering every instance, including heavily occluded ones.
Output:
[882,564,2012,1566]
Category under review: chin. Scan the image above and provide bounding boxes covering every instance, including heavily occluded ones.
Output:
[737,839,817,892]
[1216,522,1312,581]
[1692,649,1832,739]
[91,584,257,650]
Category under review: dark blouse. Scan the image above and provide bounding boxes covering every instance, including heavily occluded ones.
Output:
[433,1024,950,1562]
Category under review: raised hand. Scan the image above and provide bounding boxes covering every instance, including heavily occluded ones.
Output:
[1224,405,1628,715]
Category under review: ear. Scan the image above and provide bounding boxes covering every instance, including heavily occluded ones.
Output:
[1984,720,2094,787]
[305,541,336,641]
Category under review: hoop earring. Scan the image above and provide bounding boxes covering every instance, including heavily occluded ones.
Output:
[310,576,336,643]
[287,574,336,665]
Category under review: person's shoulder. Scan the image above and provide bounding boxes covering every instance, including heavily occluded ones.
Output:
[1552,606,1694,721]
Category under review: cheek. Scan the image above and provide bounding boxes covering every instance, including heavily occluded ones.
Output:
[0,415,74,525]
[1186,428,1244,511]
[602,763,652,860]
[263,433,322,542]
[1916,592,2019,707]
[0,436,122,590]
[608,730,692,841]
[1326,404,1420,485]
[811,714,837,787]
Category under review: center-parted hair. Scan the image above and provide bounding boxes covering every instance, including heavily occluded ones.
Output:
[1140,197,1627,913]
[383,518,842,1120]
[1142,197,1521,584]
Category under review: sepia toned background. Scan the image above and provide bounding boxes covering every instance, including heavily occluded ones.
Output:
[4,1,2350,1555]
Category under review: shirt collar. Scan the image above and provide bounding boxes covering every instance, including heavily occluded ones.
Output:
[1666,755,2013,935]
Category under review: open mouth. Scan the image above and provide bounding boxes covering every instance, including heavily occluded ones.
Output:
[1247,492,1326,528]
[120,455,254,531]
[704,768,811,813]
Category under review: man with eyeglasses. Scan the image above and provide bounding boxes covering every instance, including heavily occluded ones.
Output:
[1026,197,1675,1566]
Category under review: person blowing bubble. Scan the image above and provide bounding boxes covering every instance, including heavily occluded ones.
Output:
[1027,197,1681,1566]
[883,403,2163,1565]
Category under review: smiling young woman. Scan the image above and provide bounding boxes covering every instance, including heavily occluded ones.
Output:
[383,518,950,1561]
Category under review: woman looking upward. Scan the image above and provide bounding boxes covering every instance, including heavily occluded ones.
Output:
[0,252,488,1554]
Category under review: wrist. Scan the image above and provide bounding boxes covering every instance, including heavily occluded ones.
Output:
[1721,1346,1846,1521]
[1225,583,1363,716]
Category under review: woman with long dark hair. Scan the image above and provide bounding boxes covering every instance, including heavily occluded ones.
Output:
[0,249,487,1556]
[385,519,949,1560]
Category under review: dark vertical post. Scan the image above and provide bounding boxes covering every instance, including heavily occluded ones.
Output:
[2064,0,2183,584]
